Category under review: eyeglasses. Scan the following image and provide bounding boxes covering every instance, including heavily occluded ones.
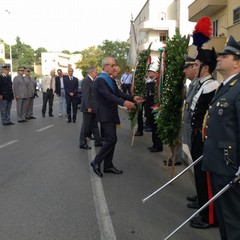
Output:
[105,64,116,68]
[26,70,31,72]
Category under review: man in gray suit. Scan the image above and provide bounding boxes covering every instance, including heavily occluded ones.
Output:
[25,68,36,119]
[79,66,102,149]
[202,36,240,240]
[13,66,29,122]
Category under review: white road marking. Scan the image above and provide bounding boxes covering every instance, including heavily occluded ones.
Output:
[0,140,18,149]
[35,125,54,132]
[88,143,117,240]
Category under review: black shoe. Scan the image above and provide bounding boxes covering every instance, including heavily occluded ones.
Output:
[147,146,153,150]
[90,161,102,177]
[187,201,199,209]
[144,127,152,132]
[79,144,91,150]
[190,219,212,229]
[3,122,15,125]
[135,132,143,136]
[42,114,46,117]
[149,148,163,152]
[187,195,198,202]
[30,116,36,119]
[95,143,103,147]
[67,119,71,123]
[18,120,24,123]
[73,120,76,123]
[104,166,123,174]
[164,160,182,166]
[49,114,54,117]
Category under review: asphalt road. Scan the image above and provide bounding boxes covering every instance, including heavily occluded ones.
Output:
[0,95,220,240]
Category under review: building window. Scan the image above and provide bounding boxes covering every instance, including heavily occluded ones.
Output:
[213,19,218,37]
[233,7,240,24]
[159,32,168,42]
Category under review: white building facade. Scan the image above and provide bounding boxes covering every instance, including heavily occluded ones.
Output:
[130,0,195,64]
[41,52,83,79]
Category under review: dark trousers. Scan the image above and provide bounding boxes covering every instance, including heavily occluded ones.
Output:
[66,95,77,120]
[122,83,132,95]
[136,108,143,133]
[210,173,240,240]
[79,112,101,146]
[149,112,162,150]
[93,122,117,169]
[42,90,54,116]
[191,130,216,224]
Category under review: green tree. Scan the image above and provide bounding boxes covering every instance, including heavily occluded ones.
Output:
[34,47,48,65]
[11,36,35,71]
[99,40,130,74]
[76,46,103,77]
[155,29,190,147]
[0,58,4,64]
[62,50,70,54]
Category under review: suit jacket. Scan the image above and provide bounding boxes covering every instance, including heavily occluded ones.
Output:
[81,75,97,113]
[94,75,134,124]
[202,73,240,176]
[13,75,29,98]
[24,76,35,98]
[55,76,65,96]
[64,76,78,97]
[0,74,14,101]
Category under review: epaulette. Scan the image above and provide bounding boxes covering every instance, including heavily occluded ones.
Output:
[229,79,238,87]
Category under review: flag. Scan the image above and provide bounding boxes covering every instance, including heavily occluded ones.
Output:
[127,18,137,67]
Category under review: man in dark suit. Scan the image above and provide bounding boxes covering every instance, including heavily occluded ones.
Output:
[64,68,79,123]
[55,69,67,117]
[202,36,240,240]
[90,57,144,177]
[0,64,14,125]
[79,66,102,149]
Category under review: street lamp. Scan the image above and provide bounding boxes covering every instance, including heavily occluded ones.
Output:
[5,9,13,77]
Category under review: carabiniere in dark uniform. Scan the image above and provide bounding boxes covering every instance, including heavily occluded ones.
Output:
[202,35,240,240]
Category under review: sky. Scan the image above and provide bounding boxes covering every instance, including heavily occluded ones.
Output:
[0,0,147,52]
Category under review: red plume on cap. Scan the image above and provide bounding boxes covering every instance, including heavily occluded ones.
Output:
[192,16,212,48]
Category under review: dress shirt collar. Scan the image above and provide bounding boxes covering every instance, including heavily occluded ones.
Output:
[223,74,238,85]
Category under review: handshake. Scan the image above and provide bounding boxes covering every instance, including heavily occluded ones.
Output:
[123,96,145,110]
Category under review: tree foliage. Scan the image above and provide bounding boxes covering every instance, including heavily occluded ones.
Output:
[76,46,103,77]
[156,29,190,147]
[34,47,48,65]
[11,37,35,71]
[99,40,130,74]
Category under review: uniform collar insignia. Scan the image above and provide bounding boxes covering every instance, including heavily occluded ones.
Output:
[229,79,238,86]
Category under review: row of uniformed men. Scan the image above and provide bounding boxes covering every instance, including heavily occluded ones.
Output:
[0,66,36,125]
[182,36,240,240]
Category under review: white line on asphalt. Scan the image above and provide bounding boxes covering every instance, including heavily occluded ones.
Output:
[0,140,18,149]
[88,143,117,240]
[35,125,54,132]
